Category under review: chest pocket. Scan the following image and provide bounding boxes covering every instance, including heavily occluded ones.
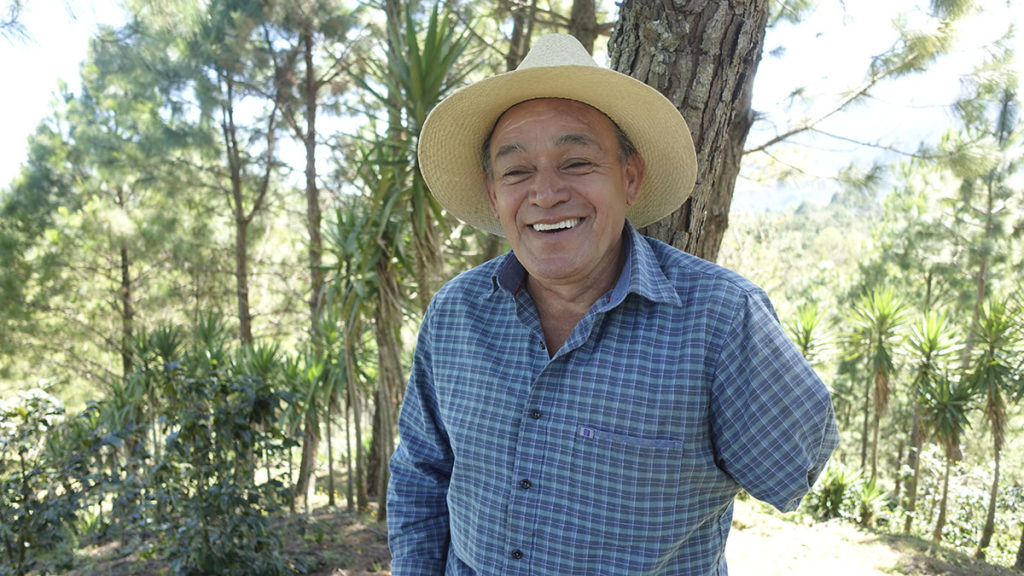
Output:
[569,425,687,545]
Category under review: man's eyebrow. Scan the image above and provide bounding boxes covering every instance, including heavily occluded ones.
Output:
[493,142,526,162]
[556,133,601,150]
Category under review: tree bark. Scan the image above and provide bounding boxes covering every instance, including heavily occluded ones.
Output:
[119,242,133,379]
[608,0,769,262]
[904,404,922,533]
[295,405,320,511]
[568,0,597,53]
[302,24,325,351]
[977,440,1000,557]
[369,251,404,520]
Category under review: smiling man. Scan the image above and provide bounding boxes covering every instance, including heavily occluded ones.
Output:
[387,34,839,575]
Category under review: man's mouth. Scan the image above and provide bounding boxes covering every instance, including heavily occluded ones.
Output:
[531,218,580,232]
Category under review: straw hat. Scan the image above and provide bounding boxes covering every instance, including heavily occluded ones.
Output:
[417,33,697,237]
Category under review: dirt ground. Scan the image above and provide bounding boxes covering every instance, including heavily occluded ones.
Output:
[726,498,1019,576]
[70,499,1019,575]
[312,497,1018,576]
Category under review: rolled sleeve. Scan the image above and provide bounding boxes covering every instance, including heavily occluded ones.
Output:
[710,289,840,512]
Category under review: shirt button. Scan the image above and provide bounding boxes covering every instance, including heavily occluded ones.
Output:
[539,339,546,350]
[529,409,542,419]
[511,549,524,560]
[519,479,532,490]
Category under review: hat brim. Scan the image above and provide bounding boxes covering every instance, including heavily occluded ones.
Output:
[417,64,697,237]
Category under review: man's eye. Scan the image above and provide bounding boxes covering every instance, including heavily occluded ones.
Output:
[564,160,593,171]
[502,168,530,179]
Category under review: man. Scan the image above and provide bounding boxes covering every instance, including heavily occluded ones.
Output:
[387,33,839,575]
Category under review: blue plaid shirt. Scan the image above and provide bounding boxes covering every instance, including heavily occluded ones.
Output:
[388,223,839,575]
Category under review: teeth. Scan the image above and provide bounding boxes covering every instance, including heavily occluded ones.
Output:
[532,219,579,232]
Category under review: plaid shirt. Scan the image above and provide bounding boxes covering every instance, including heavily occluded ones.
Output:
[388,223,839,575]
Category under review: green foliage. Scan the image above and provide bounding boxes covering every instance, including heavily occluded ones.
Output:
[155,370,294,575]
[0,390,99,575]
[808,461,860,521]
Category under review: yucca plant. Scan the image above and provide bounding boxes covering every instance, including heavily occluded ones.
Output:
[918,373,973,545]
[967,297,1023,558]
[903,310,959,533]
[810,461,859,520]
[849,286,906,479]
[785,302,834,366]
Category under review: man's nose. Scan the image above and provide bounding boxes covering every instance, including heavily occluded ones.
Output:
[529,168,570,207]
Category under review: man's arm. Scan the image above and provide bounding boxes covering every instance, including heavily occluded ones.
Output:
[387,311,454,574]
[710,288,840,512]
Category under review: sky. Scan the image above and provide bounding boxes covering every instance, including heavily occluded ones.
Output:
[1,0,1022,206]
[1,1,127,185]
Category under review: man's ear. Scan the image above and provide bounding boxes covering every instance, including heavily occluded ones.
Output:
[624,154,646,207]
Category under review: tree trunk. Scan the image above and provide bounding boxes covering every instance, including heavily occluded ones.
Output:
[220,78,254,344]
[861,372,871,473]
[870,404,881,480]
[893,439,904,502]
[977,443,1000,558]
[344,393,354,511]
[119,241,134,379]
[904,404,922,533]
[295,406,320,512]
[370,252,404,520]
[114,185,134,379]
[506,0,538,72]
[232,208,252,344]
[933,457,951,544]
[220,70,276,344]
[326,400,336,508]
[344,331,368,510]
[302,24,325,351]
[609,0,769,261]
[568,0,597,53]
[352,378,368,510]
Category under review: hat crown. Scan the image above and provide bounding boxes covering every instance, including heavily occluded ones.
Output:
[517,34,600,70]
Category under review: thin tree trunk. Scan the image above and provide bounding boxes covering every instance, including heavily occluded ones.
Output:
[904,405,922,533]
[977,443,1000,558]
[893,439,904,502]
[302,25,325,353]
[370,253,403,520]
[933,457,951,544]
[119,240,134,378]
[327,400,336,507]
[220,71,276,344]
[222,85,254,345]
[345,392,354,511]
[871,406,881,480]
[568,0,596,53]
[610,0,770,261]
[353,380,368,510]
[861,373,871,473]
[295,407,320,512]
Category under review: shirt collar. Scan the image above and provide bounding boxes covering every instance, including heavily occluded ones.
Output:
[492,221,682,309]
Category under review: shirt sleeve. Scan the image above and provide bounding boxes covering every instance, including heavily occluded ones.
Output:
[709,288,840,512]
[387,307,454,574]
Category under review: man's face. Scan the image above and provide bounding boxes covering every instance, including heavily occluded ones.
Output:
[485,98,644,293]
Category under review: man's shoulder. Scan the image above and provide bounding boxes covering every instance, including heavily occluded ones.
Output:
[639,234,761,298]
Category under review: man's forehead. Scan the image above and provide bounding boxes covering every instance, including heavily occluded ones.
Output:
[496,97,611,127]
[490,99,616,148]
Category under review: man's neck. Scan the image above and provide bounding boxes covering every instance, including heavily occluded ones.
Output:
[526,245,626,356]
